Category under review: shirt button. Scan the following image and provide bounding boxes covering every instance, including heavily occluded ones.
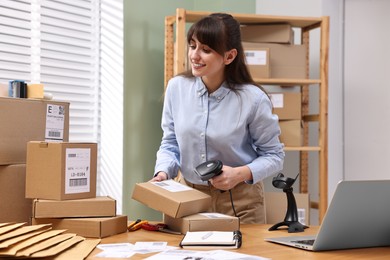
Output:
[201,154,205,158]
[200,133,204,137]
[198,92,202,96]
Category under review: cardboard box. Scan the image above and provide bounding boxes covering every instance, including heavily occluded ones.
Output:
[31,215,128,238]
[26,141,97,200]
[32,196,116,218]
[241,23,294,44]
[164,213,240,234]
[265,192,310,225]
[242,43,270,79]
[279,120,303,147]
[269,92,301,120]
[242,42,306,78]
[0,164,32,223]
[132,180,212,218]
[0,97,69,165]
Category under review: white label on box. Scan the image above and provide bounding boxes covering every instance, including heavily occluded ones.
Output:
[45,104,65,141]
[65,148,91,194]
[151,179,192,192]
[244,50,267,65]
[270,94,284,108]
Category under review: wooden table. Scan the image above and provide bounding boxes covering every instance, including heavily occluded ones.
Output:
[87,224,390,259]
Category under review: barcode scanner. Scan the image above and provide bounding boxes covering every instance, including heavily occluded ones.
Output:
[194,160,238,217]
[194,160,223,181]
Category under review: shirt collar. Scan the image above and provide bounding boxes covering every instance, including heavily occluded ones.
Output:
[195,77,231,102]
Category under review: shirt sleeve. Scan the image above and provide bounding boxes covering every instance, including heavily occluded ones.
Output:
[246,91,285,184]
[154,79,180,179]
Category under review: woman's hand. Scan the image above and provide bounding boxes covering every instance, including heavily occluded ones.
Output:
[209,165,252,190]
[150,171,168,182]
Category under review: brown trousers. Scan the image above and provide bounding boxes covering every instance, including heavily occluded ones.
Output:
[180,178,265,224]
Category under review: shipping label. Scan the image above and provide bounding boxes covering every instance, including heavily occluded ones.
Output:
[65,148,91,194]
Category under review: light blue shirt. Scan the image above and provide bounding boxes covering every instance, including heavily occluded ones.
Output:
[155,76,285,185]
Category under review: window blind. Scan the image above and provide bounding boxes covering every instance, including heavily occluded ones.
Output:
[0,0,124,214]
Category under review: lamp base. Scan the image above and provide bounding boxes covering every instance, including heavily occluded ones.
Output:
[268,221,308,233]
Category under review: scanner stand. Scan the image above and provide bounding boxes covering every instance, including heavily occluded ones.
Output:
[268,186,308,233]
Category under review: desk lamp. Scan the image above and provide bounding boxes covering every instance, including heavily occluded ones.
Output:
[268,173,308,233]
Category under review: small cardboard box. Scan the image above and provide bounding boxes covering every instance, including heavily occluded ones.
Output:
[32,196,116,218]
[241,23,294,44]
[26,141,97,200]
[265,192,310,225]
[242,42,306,79]
[0,97,69,165]
[279,120,303,147]
[242,43,270,79]
[269,92,302,120]
[132,180,212,218]
[0,164,32,223]
[164,213,240,234]
[31,215,128,238]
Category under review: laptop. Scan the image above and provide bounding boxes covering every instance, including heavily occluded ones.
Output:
[265,179,390,251]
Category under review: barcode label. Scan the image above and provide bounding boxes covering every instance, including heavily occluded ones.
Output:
[244,50,267,65]
[48,131,61,137]
[69,178,88,187]
[245,52,255,57]
[68,153,77,158]
[298,208,306,225]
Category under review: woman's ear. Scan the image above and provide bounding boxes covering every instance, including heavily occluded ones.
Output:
[224,49,237,65]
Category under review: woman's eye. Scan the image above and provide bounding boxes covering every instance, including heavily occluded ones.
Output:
[188,44,196,50]
[202,48,211,53]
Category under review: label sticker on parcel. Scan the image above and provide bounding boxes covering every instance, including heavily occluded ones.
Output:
[65,148,91,194]
[45,104,65,141]
[244,50,267,65]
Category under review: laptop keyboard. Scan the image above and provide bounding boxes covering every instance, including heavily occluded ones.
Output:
[292,239,315,246]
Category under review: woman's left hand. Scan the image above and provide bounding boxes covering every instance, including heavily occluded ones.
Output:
[209,165,252,190]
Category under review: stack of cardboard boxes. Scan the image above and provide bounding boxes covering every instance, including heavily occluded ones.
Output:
[132,180,240,234]
[0,97,70,223]
[26,141,128,238]
[241,23,304,146]
[0,96,127,238]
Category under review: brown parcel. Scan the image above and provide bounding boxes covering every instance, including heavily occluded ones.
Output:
[0,97,69,165]
[0,164,32,223]
[242,42,307,79]
[269,92,302,120]
[279,120,303,147]
[26,141,97,200]
[132,180,211,218]
[242,44,270,79]
[164,213,240,234]
[32,215,128,238]
[32,196,116,218]
[241,23,294,44]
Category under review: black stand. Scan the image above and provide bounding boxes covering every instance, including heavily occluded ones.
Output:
[268,186,308,233]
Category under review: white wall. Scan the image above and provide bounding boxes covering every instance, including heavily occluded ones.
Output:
[344,0,390,181]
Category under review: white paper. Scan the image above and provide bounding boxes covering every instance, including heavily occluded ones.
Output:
[245,50,267,65]
[199,212,234,219]
[270,93,284,108]
[151,179,192,192]
[65,148,91,194]
[45,104,65,141]
[145,249,270,260]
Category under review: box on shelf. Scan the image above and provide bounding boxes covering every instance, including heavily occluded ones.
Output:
[242,43,270,79]
[164,212,240,234]
[0,164,32,223]
[242,42,306,79]
[31,215,128,238]
[269,92,302,120]
[132,180,211,218]
[279,120,303,147]
[26,141,97,200]
[240,23,294,44]
[0,97,69,165]
[265,192,310,225]
[32,196,116,218]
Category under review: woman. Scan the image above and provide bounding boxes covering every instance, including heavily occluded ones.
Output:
[151,12,284,224]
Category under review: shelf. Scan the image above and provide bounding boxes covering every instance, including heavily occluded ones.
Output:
[284,146,321,152]
[255,78,321,86]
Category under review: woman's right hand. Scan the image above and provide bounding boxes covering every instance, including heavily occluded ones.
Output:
[150,171,168,182]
